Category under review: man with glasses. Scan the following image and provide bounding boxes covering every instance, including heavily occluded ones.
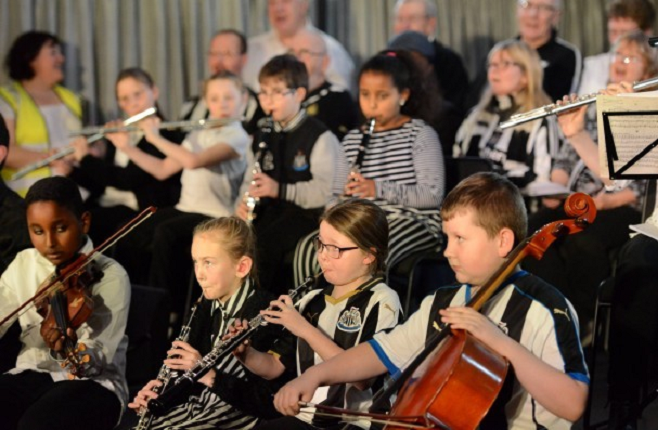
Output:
[393,0,469,112]
[516,0,582,102]
[180,29,265,135]
[287,28,357,141]
[242,0,354,94]
[579,0,656,97]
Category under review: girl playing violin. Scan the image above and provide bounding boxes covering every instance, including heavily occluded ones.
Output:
[273,173,588,430]
[129,217,283,429]
[0,176,130,430]
[233,199,402,430]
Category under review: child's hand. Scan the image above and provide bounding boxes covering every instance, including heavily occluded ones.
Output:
[105,120,131,150]
[249,172,279,199]
[224,318,251,360]
[556,94,587,140]
[261,295,309,337]
[163,340,202,371]
[40,325,77,353]
[139,116,161,142]
[439,307,508,352]
[235,200,249,220]
[344,172,375,198]
[128,379,163,411]
[273,372,320,416]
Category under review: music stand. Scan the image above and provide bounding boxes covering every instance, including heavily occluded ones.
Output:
[602,110,658,179]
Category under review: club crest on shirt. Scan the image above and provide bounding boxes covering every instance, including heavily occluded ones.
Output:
[293,150,309,171]
[306,103,319,116]
[337,307,362,332]
[262,151,275,171]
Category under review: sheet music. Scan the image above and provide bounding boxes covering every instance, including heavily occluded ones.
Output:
[597,94,658,179]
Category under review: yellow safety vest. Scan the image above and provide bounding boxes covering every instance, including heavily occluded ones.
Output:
[0,82,81,196]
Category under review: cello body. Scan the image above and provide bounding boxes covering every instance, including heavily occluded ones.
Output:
[385,330,507,430]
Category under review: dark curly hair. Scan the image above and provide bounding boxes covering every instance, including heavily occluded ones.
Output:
[5,31,62,81]
[358,49,441,125]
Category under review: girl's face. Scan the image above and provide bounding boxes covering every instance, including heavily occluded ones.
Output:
[205,79,246,120]
[487,50,527,97]
[358,71,409,130]
[192,233,250,303]
[609,41,648,84]
[316,221,375,291]
[116,77,158,118]
[30,41,65,85]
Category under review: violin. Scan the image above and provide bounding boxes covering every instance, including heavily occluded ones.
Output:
[35,255,104,378]
[0,206,157,378]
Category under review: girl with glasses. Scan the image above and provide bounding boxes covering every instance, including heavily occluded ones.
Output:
[231,198,402,430]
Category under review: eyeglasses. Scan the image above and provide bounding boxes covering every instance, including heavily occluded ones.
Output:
[312,236,359,259]
[207,50,240,58]
[487,61,522,71]
[517,0,556,14]
[288,48,326,58]
[613,52,643,65]
[257,88,295,101]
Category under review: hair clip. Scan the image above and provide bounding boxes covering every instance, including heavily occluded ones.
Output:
[385,51,397,57]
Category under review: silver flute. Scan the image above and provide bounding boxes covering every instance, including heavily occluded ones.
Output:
[146,273,322,417]
[135,295,203,430]
[245,117,272,224]
[11,107,156,181]
[499,76,658,130]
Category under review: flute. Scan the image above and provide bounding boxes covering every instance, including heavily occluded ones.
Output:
[499,76,658,130]
[11,107,156,181]
[146,273,322,417]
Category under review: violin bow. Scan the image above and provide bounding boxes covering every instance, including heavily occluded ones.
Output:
[0,206,157,328]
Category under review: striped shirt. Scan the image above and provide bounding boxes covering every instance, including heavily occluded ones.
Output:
[271,277,402,429]
[339,119,445,210]
[149,281,263,430]
[370,271,588,430]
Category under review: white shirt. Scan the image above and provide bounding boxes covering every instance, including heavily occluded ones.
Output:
[243,26,355,93]
[0,239,130,410]
[578,52,611,96]
[176,120,249,217]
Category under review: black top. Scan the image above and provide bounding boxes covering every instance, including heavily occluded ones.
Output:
[303,80,358,141]
[69,128,184,210]
[432,39,470,113]
[533,29,582,102]
[0,181,30,274]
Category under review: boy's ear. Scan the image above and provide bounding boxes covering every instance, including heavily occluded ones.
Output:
[294,87,307,103]
[80,211,91,235]
[498,228,515,257]
[235,256,253,279]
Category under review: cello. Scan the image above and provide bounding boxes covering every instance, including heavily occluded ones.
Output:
[378,192,596,430]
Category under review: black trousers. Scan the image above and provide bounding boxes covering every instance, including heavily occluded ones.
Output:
[522,205,640,327]
[256,416,362,430]
[608,234,658,403]
[0,370,121,430]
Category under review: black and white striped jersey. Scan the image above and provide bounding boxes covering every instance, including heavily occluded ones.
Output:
[271,277,402,429]
[370,271,588,430]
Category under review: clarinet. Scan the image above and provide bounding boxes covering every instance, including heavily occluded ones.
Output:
[245,116,273,224]
[341,118,375,202]
[147,273,321,417]
[135,296,203,430]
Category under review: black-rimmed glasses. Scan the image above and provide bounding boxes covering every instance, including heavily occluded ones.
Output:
[312,236,359,259]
